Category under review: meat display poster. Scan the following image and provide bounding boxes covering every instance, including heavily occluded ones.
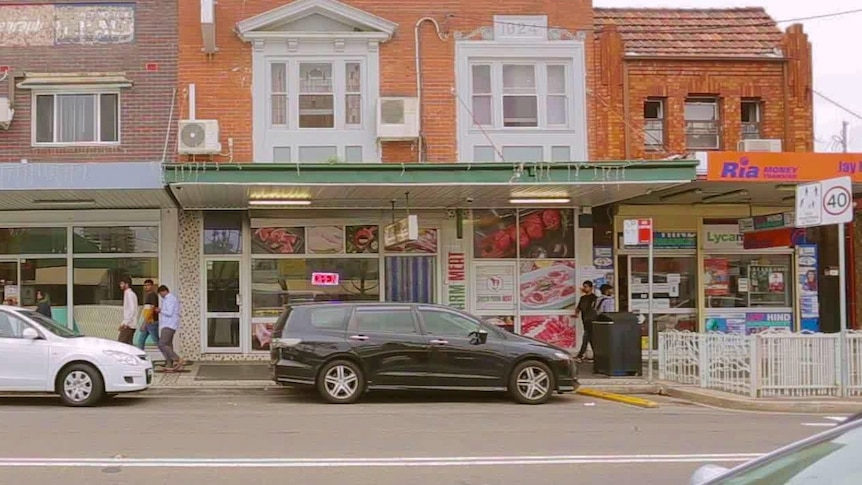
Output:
[521,315,577,350]
[473,209,517,258]
[252,227,305,254]
[519,260,576,310]
[703,258,730,296]
[473,262,516,312]
[517,209,574,259]
[483,315,515,333]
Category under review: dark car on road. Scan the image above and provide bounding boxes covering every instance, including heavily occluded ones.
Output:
[270,303,579,404]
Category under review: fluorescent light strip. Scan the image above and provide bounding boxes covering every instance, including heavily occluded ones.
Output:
[248,200,311,206]
[509,198,571,204]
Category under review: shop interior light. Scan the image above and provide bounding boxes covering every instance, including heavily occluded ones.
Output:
[248,199,312,206]
[508,198,571,204]
[701,189,749,203]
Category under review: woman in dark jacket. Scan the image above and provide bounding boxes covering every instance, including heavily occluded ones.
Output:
[35,290,52,318]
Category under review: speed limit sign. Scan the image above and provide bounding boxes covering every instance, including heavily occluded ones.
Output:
[795,176,854,227]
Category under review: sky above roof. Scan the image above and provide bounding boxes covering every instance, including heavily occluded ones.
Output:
[594,0,862,152]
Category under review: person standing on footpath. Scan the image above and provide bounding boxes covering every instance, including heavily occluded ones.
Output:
[117,276,139,346]
[155,285,184,372]
[138,279,160,351]
[574,280,598,363]
[35,289,52,318]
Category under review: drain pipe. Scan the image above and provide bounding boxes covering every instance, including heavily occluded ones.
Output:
[414,17,447,163]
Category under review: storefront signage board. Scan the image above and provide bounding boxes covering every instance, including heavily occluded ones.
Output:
[446,252,466,310]
[738,212,795,234]
[706,152,862,183]
[383,215,419,248]
[702,225,744,251]
[622,232,696,250]
[473,261,516,312]
[745,312,792,334]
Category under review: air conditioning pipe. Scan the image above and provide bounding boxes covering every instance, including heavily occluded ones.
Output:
[414,17,446,163]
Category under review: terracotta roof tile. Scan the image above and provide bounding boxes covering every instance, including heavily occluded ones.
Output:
[594,7,784,58]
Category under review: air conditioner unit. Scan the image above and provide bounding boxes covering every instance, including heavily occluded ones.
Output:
[737,139,782,152]
[178,119,222,155]
[0,97,14,130]
[377,97,420,140]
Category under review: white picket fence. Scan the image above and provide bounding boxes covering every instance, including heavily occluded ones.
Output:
[658,329,862,398]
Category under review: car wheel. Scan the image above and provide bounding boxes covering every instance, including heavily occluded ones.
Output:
[317,360,364,404]
[509,360,554,405]
[58,364,105,407]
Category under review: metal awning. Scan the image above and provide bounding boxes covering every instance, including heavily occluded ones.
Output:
[16,72,133,89]
[164,161,699,209]
[620,179,862,207]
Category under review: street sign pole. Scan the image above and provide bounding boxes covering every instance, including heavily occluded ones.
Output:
[647,218,654,383]
[838,221,848,397]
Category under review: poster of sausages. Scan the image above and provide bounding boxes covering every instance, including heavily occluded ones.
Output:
[517,209,575,259]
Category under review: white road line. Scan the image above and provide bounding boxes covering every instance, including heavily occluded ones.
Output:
[802,416,848,427]
[0,453,764,468]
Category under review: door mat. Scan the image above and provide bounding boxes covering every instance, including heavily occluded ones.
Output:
[195,364,271,381]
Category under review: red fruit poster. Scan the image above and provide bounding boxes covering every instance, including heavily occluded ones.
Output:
[704,258,730,296]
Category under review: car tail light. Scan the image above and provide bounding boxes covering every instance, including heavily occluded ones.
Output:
[271,338,302,349]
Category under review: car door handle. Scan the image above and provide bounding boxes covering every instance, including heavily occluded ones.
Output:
[430,339,449,345]
[349,335,369,341]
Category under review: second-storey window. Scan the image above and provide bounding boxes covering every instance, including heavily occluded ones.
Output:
[741,99,762,139]
[34,92,119,145]
[684,97,720,150]
[268,60,363,130]
[643,99,665,150]
[470,61,570,129]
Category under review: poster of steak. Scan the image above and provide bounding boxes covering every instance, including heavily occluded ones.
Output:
[252,227,305,254]
[519,260,577,310]
[517,208,574,258]
[473,209,517,258]
[520,314,577,350]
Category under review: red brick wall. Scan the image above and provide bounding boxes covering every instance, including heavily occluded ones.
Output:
[0,0,178,163]
[592,26,814,160]
[179,0,595,163]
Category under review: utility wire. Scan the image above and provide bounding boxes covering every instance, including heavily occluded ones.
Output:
[814,90,862,122]
[452,8,862,36]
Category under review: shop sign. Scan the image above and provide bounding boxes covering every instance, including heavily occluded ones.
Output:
[743,227,807,249]
[0,4,135,47]
[446,252,466,310]
[738,212,794,234]
[311,272,339,286]
[702,225,744,251]
[745,312,792,334]
[622,232,696,250]
[705,313,746,334]
[383,215,419,249]
[474,262,516,312]
[706,152,862,183]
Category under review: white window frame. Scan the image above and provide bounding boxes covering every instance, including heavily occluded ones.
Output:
[740,98,762,140]
[30,89,121,147]
[455,41,588,163]
[644,98,665,150]
[684,97,721,150]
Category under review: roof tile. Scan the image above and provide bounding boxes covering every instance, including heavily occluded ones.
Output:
[594,7,784,57]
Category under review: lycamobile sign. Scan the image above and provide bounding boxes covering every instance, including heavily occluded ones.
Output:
[702,225,744,250]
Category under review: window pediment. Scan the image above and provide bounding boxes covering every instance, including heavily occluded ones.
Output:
[236,0,397,42]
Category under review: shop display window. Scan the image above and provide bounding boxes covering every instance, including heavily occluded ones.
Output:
[73,226,158,254]
[629,256,697,310]
[204,212,243,255]
[0,227,67,255]
[703,254,792,309]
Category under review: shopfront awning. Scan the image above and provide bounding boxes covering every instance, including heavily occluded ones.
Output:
[163,161,699,209]
[0,162,175,210]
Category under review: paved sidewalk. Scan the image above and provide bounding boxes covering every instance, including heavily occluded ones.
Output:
[660,384,862,414]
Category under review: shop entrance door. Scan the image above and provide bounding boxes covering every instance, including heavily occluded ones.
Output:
[203,259,242,353]
[0,260,19,305]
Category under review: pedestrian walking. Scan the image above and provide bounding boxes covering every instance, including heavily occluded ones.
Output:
[155,285,184,372]
[138,279,160,350]
[117,276,139,346]
[596,284,615,314]
[35,289,52,318]
[574,280,598,363]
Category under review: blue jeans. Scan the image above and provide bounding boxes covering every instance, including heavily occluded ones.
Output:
[138,323,160,350]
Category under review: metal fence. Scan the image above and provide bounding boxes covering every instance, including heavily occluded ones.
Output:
[658,329,862,398]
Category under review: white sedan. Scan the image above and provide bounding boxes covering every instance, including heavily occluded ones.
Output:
[0,305,153,406]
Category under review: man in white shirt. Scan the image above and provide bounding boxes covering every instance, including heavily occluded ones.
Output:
[117,275,139,346]
[156,285,184,371]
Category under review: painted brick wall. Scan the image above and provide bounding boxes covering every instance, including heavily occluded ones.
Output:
[592,25,814,160]
[0,0,178,163]
[179,0,595,164]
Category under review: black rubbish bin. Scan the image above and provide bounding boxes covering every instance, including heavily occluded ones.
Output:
[592,312,643,377]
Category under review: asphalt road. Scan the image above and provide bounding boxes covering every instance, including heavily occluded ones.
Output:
[0,390,837,485]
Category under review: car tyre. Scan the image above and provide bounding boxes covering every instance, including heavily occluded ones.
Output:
[509,360,554,405]
[57,363,105,407]
[317,359,365,404]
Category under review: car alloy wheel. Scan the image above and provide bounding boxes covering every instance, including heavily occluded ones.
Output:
[64,370,94,403]
[318,360,365,404]
[510,360,554,404]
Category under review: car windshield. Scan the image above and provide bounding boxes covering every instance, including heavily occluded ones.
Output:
[20,310,82,338]
[714,422,862,484]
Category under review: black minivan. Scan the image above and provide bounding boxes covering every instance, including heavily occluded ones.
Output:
[270,302,579,404]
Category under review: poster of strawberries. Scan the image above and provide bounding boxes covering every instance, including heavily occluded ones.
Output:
[252,227,305,254]
[517,209,574,259]
[473,209,517,258]
[520,315,577,350]
[346,225,379,253]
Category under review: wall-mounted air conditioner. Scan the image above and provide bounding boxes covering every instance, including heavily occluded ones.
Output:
[376,97,420,140]
[0,97,13,130]
[737,139,782,152]
[178,119,222,155]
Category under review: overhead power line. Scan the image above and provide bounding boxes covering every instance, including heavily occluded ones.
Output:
[815,91,862,122]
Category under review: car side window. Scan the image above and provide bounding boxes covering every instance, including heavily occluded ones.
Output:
[0,313,30,339]
[354,309,417,334]
[309,307,349,330]
[420,310,483,338]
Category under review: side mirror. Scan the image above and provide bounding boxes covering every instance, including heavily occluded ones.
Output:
[690,464,729,484]
[22,327,40,340]
[470,329,489,345]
